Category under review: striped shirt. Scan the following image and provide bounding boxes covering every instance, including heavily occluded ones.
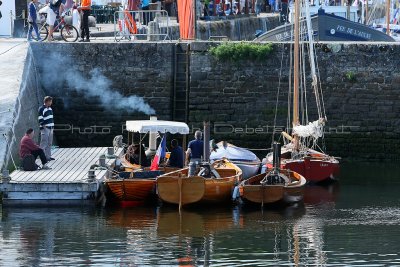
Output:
[38,105,55,130]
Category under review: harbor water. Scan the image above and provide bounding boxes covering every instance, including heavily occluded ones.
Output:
[1,162,400,266]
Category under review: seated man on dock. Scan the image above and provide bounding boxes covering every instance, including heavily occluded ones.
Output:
[167,139,184,168]
[19,128,50,170]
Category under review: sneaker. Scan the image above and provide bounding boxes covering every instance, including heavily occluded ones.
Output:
[49,157,55,161]
[84,39,90,42]
[41,164,51,170]
[78,38,85,42]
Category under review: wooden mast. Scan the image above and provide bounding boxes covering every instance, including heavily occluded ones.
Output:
[386,0,391,35]
[365,0,369,24]
[293,0,300,149]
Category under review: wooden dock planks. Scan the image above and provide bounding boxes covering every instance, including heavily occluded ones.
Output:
[1,147,123,205]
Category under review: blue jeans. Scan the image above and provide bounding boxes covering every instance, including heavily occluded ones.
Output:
[28,21,40,40]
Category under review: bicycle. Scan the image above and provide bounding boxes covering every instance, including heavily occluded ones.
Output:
[32,11,79,42]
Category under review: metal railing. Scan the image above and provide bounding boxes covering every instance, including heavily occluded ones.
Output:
[114,10,170,42]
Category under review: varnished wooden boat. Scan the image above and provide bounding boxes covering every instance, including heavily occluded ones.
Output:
[240,169,306,206]
[157,160,242,208]
[106,154,178,203]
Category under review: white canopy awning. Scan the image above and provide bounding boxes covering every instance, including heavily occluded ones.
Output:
[125,120,190,134]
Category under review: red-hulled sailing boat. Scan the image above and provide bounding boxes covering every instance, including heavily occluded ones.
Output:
[265,0,339,184]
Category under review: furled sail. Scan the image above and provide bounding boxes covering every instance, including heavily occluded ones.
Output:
[293,119,325,139]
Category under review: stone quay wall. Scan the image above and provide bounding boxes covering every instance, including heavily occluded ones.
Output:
[1,47,46,171]
[26,41,400,161]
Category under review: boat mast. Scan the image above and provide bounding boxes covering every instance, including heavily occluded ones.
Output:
[386,0,391,35]
[293,0,300,148]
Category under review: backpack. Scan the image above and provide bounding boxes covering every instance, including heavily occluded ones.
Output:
[22,155,39,171]
[50,0,62,13]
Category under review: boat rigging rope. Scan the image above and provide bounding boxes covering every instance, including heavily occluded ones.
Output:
[272,43,286,147]
[314,48,327,121]
[287,42,293,132]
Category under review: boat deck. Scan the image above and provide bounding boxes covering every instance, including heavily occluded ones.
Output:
[0,147,122,205]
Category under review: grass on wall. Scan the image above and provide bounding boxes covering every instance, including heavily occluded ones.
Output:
[209,42,274,62]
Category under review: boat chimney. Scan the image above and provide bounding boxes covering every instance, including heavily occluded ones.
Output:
[272,142,281,173]
[203,121,210,162]
[148,116,157,151]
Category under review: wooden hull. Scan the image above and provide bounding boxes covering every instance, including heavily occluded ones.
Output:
[106,179,156,202]
[157,160,242,207]
[266,150,340,183]
[106,166,179,203]
[283,158,339,184]
[202,176,238,203]
[240,170,306,206]
[157,173,205,206]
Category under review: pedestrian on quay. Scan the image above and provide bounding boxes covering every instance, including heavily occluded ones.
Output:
[141,0,150,25]
[27,0,42,41]
[19,128,50,170]
[47,0,64,41]
[79,0,91,42]
[38,96,55,161]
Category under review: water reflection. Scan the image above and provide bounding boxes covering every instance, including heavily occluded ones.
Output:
[1,176,400,266]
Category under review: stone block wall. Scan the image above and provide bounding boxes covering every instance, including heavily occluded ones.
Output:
[30,42,175,148]
[189,42,400,160]
[22,41,400,161]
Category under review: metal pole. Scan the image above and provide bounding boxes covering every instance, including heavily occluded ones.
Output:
[193,0,197,39]
[10,10,14,37]
[386,0,391,35]
[203,121,210,162]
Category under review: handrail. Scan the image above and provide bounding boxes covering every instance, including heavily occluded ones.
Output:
[113,9,171,42]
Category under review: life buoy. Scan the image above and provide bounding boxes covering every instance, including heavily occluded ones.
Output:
[124,10,137,34]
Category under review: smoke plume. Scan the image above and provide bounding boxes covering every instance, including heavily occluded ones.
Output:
[36,50,155,115]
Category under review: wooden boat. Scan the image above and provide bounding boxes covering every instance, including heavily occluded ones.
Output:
[264,145,340,184]
[106,166,179,203]
[157,159,242,208]
[106,119,190,204]
[263,0,340,184]
[240,169,306,206]
[239,142,306,206]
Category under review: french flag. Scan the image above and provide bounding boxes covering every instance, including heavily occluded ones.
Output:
[150,135,166,170]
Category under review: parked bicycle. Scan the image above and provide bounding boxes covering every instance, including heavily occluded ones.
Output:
[31,11,79,42]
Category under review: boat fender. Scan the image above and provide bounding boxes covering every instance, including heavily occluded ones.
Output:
[232,185,240,200]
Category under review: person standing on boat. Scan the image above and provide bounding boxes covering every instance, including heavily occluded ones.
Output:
[38,96,55,161]
[167,139,184,168]
[185,130,204,166]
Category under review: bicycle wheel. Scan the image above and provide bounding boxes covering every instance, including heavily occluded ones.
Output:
[31,23,48,41]
[61,24,79,42]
